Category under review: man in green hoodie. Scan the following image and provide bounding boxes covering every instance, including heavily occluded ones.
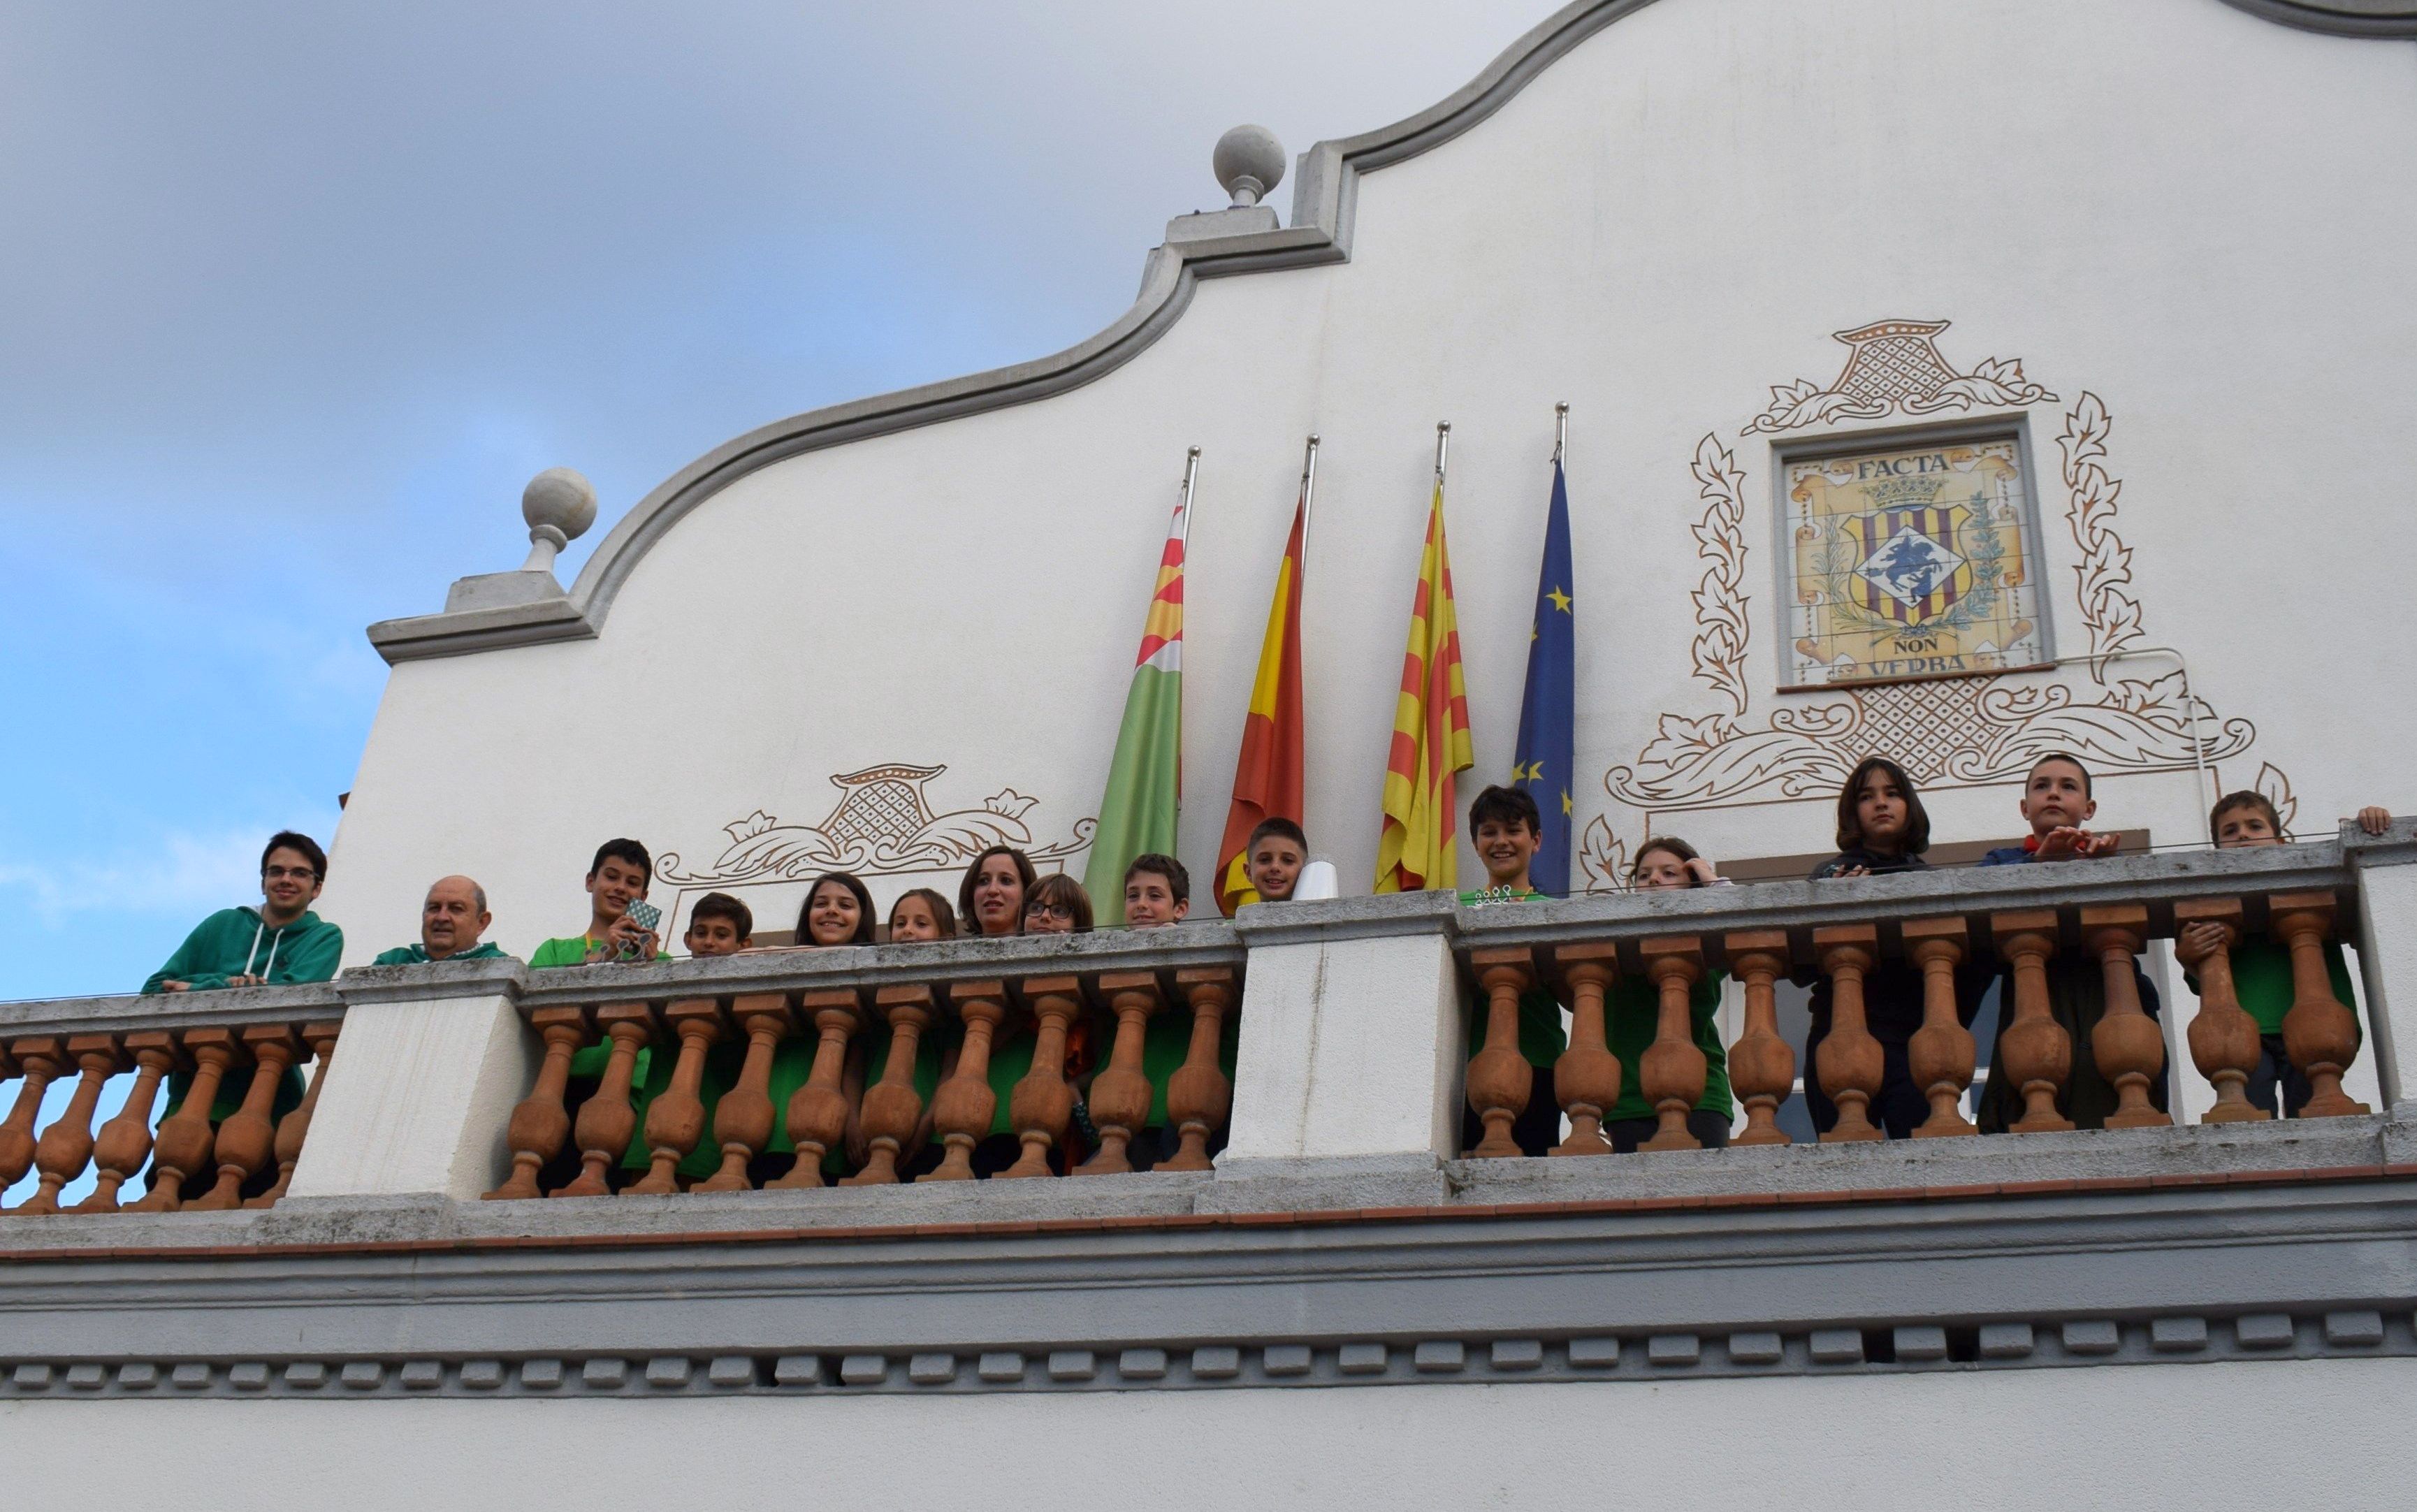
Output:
[143,831,344,993]
[372,875,511,966]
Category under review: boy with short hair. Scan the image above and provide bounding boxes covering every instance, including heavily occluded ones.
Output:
[529,838,670,967]
[683,892,754,957]
[1456,785,1567,1157]
[2180,792,2386,1117]
[145,831,344,992]
[1973,754,2164,1131]
[1122,854,1191,927]
[1244,818,1308,905]
[372,875,509,966]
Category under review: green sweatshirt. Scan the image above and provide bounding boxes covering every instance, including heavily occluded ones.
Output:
[141,907,343,994]
[1460,887,1569,1068]
[371,940,512,966]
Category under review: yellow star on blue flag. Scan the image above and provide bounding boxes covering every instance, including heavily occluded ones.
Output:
[1512,459,1576,894]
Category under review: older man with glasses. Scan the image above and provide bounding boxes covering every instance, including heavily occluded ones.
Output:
[143,831,345,993]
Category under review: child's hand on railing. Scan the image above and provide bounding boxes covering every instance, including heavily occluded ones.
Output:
[2358,806,2393,836]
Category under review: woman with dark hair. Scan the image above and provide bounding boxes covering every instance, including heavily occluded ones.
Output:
[959,846,1038,938]
[748,871,881,1183]
[1803,756,1988,1138]
[797,871,878,945]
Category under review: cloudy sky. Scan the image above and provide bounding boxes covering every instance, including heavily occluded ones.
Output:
[0,1,1551,1001]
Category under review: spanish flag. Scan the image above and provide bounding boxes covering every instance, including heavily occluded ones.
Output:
[1084,495,1186,925]
[1374,480,1474,893]
[1215,495,1307,915]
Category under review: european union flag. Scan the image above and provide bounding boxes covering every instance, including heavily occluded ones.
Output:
[1512,460,1576,894]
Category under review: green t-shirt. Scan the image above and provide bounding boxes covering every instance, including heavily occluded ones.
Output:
[1459,887,1569,1068]
[2189,936,2361,1038]
[530,933,671,1079]
[1604,968,1733,1121]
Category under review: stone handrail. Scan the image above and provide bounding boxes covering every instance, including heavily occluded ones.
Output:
[1444,826,2410,1154]
[0,981,346,1215]
[455,922,1247,1197]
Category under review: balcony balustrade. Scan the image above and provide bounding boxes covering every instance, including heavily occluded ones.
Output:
[0,988,342,1214]
[0,822,2409,1223]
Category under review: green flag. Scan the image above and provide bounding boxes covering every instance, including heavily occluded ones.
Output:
[1084,499,1186,924]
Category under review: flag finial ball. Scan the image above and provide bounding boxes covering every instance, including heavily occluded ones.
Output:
[518,467,597,574]
[1213,125,1286,210]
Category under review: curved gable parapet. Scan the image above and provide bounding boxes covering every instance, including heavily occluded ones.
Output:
[2221,0,2417,36]
[365,0,2414,663]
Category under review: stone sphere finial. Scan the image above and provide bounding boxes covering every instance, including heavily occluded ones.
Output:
[1213,124,1286,210]
[518,467,597,574]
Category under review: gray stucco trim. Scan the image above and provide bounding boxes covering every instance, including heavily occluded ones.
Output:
[3,1177,2412,1400]
[361,0,2410,664]
[2219,0,2417,37]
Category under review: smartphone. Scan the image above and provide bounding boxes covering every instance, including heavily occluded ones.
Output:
[619,901,663,961]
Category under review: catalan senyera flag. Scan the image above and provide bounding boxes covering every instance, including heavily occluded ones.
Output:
[1373,480,1474,894]
[1084,498,1186,926]
[1215,495,1308,915]
[1511,459,1576,894]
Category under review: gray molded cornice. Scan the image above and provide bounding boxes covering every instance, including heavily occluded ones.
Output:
[364,0,2414,662]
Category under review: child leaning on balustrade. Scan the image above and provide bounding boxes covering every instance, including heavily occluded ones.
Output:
[1456,785,1566,1157]
[1971,753,2165,1132]
[2177,793,2389,1118]
[1806,757,1991,1139]
[1601,838,1735,1151]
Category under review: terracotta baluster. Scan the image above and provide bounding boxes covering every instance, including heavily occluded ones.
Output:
[1903,917,1977,1137]
[1811,926,1884,1143]
[553,1004,654,1198]
[16,1037,119,1215]
[2270,892,2370,1117]
[128,1029,236,1212]
[188,1027,302,1209]
[485,1007,590,1200]
[697,993,793,1192]
[845,985,937,1185]
[1546,945,1619,1156]
[1161,967,1237,1172]
[2172,900,2266,1123]
[1075,974,1160,1176]
[2080,905,2168,1129]
[80,1033,175,1212]
[1464,949,1537,1158]
[922,982,1009,1182]
[0,1039,64,1193]
[1001,975,1083,1179]
[1723,931,1794,1147]
[767,989,866,1188]
[1990,911,2073,1133]
[630,999,724,1194]
[1638,938,1710,1151]
[249,1022,341,1208]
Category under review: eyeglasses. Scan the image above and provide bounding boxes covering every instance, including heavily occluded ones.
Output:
[263,866,319,882]
[1024,902,1075,921]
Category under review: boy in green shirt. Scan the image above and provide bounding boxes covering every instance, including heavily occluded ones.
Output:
[371,875,511,966]
[528,838,668,968]
[2181,792,2388,1117]
[1457,785,1566,1157]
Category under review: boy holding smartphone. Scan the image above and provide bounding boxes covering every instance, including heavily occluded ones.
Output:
[529,838,670,968]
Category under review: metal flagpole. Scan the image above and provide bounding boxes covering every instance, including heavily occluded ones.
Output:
[1298,434,1320,557]
[1554,401,1569,465]
[1434,421,1451,486]
[1177,445,1201,546]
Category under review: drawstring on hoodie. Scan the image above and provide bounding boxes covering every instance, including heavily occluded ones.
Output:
[242,919,283,982]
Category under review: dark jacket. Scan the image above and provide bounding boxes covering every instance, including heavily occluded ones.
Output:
[1804,850,1990,1041]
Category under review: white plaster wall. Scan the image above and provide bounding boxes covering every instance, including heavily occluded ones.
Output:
[325,0,2417,961]
[6,1359,2412,1510]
